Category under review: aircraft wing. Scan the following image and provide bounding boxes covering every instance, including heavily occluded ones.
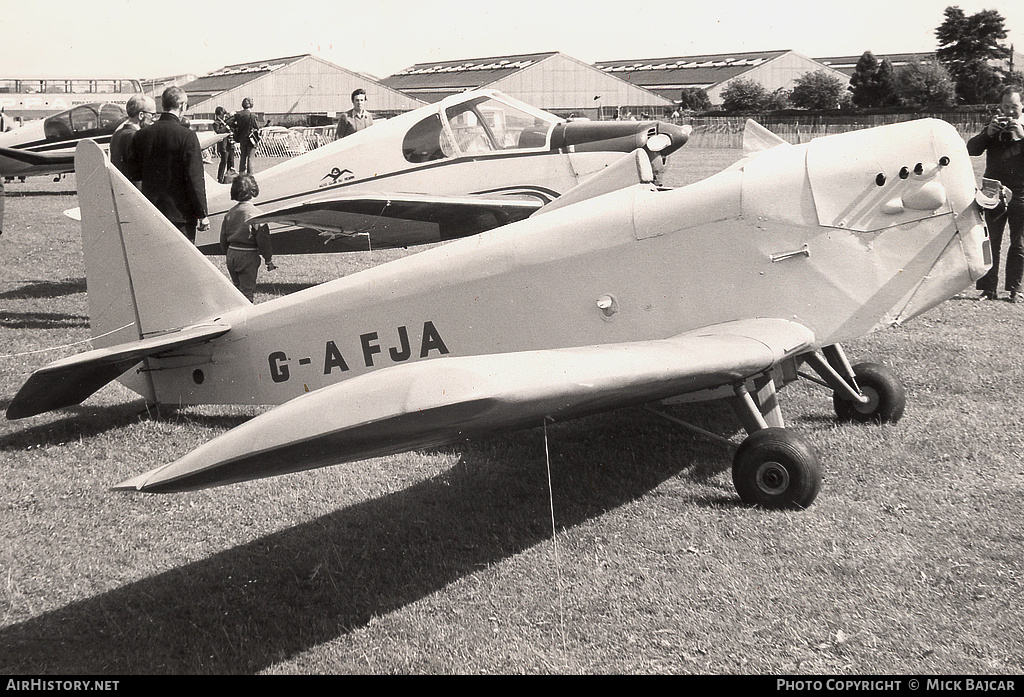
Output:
[245,193,544,251]
[2,131,225,178]
[5,322,232,419]
[196,131,228,151]
[114,318,815,493]
[0,145,69,176]
[0,145,61,167]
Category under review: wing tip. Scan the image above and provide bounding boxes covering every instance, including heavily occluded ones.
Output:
[111,473,148,492]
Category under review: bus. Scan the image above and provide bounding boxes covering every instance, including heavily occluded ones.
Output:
[0,78,144,122]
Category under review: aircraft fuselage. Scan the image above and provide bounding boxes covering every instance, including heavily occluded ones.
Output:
[130,119,988,408]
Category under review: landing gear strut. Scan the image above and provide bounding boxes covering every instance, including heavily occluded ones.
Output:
[645,342,905,510]
[732,428,821,510]
[800,345,906,424]
[832,363,906,423]
[649,372,822,510]
[727,379,821,509]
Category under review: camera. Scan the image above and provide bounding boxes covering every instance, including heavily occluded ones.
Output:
[995,117,1020,141]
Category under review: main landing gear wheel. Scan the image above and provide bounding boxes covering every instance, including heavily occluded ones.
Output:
[832,362,906,424]
[732,428,821,510]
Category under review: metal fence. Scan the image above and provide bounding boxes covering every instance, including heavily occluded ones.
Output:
[204,125,339,161]
[681,111,992,149]
[204,112,995,160]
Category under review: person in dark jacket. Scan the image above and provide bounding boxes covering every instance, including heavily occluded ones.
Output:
[228,97,260,175]
[109,93,157,187]
[967,85,1024,302]
[213,105,235,184]
[126,86,209,243]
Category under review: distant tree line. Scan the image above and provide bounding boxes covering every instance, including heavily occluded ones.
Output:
[678,5,1023,114]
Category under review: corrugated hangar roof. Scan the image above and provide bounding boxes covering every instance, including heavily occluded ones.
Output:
[816,50,1024,76]
[181,54,308,103]
[815,52,934,77]
[595,50,790,92]
[382,51,559,94]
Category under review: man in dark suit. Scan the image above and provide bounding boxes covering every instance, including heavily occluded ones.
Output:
[127,86,209,242]
[228,97,259,175]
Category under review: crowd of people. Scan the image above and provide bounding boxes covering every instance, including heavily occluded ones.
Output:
[111,86,274,299]
[8,81,1019,305]
[104,86,380,300]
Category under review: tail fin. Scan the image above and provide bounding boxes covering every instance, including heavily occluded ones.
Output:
[742,119,789,156]
[76,139,248,351]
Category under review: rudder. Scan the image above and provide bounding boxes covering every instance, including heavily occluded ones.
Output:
[75,139,248,350]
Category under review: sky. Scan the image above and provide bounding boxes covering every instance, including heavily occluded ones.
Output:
[1,0,1022,81]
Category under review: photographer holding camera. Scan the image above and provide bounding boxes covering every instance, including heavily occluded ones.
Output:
[968,85,1024,302]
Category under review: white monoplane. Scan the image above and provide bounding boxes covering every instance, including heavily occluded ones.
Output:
[7,118,990,509]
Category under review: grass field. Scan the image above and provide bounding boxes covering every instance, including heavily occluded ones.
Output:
[1,149,1022,675]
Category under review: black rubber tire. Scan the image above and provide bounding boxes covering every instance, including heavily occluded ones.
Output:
[732,428,821,510]
[833,362,906,424]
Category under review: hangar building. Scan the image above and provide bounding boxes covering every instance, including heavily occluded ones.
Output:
[816,50,1024,77]
[182,54,425,124]
[815,52,939,77]
[381,51,674,119]
[595,50,848,106]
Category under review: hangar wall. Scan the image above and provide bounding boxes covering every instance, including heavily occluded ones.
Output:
[488,53,674,118]
[707,52,849,104]
[188,55,424,124]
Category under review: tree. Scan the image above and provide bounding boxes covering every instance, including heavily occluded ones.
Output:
[953,59,1006,105]
[678,88,711,112]
[936,6,1010,66]
[790,70,848,109]
[720,78,771,112]
[849,51,899,108]
[893,59,957,108]
[764,88,792,111]
[935,6,1011,103]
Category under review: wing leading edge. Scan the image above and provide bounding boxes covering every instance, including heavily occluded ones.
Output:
[244,193,543,251]
[239,147,659,253]
[114,318,815,493]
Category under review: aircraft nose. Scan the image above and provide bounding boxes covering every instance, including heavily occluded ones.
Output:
[653,122,690,156]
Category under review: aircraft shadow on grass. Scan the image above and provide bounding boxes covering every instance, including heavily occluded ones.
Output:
[0,310,88,330]
[0,400,258,450]
[0,278,87,299]
[0,404,738,674]
[0,189,78,197]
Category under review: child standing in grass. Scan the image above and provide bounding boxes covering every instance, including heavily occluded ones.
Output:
[220,174,275,302]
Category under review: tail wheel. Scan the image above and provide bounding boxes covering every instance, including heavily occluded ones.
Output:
[833,362,906,424]
[732,428,821,510]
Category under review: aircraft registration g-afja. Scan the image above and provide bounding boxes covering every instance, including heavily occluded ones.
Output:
[195,89,691,254]
[0,102,224,182]
[6,118,990,509]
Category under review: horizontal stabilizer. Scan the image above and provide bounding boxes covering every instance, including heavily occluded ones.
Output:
[247,192,543,251]
[6,323,231,419]
[114,318,814,493]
